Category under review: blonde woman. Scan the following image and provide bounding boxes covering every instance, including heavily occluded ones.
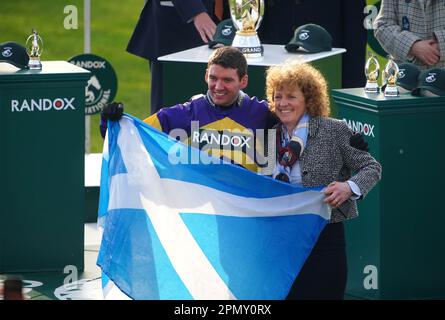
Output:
[266,62,382,299]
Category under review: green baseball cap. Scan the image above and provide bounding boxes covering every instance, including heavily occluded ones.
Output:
[412,68,445,97]
[209,19,236,49]
[397,62,421,92]
[0,41,29,69]
[285,24,333,54]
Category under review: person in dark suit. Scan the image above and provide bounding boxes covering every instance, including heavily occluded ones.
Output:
[127,0,227,115]
[258,0,367,89]
[266,62,381,299]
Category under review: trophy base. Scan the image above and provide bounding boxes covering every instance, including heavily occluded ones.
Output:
[384,85,399,97]
[28,58,42,70]
[364,81,380,94]
[232,32,263,59]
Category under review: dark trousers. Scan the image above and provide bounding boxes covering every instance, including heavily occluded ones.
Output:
[286,222,347,300]
[150,61,164,115]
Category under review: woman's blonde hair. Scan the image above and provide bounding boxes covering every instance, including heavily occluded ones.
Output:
[265,62,330,117]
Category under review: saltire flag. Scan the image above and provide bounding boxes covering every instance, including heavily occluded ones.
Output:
[97,114,330,300]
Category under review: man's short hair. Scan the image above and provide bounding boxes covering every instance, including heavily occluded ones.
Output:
[207,46,247,80]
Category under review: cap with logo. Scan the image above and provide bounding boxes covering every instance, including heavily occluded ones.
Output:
[285,23,333,54]
[0,41,29,69]
[412,68,445,97]
[396,62,421,93]
[209,19,236,49]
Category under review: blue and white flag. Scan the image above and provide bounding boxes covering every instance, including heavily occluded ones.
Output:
[97,114,330,300]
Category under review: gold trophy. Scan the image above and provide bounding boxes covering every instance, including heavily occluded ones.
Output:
[229,0,265,58]
[26,29,43,70]
[383,55,399,97]
[364,52,380,94]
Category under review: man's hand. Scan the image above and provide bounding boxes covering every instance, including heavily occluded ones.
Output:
[350,132,369,152]
[102,101,124,121]
[100,102,124,138]
[194,12,217,43]
[410,40,440,66]
[323,182,353,208]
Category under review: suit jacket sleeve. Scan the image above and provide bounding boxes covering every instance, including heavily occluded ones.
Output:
[172,0,208,23]
[434,29,445,65]
[336,121,382,198]
[373,0,420,62]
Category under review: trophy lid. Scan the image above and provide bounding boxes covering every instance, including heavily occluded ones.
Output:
[0,41,30,69]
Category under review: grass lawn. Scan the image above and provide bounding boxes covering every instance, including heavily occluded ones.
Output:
[1,0,150,152]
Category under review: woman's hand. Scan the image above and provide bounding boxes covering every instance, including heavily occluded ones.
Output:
[323,181,352,208]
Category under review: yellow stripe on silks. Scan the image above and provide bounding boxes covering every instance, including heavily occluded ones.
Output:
[143,115,261,172]
[185,144,259,173]
[143,114,162,131]
[200,117,250,132]
[200,118,266,157]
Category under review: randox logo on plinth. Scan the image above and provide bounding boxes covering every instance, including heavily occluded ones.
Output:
[11,97,76,112]
[342,118,376,138]
[68,54,117,115]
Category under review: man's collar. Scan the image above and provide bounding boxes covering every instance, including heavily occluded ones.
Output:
[206,90,245,108]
